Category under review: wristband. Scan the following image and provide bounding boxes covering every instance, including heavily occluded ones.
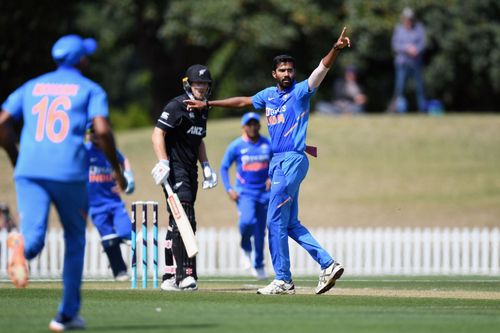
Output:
[206,100,210,108]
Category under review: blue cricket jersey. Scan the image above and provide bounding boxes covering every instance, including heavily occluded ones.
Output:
[251,79,316,154]
[86,142,125,207]
[2,66,109,181]
[220,135,272,201]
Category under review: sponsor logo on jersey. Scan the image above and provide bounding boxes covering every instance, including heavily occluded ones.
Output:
[240,148,249,154]
[186,126,204,136]
[241,154,270,171]
[266,105,286,126]
[161,112,170,120]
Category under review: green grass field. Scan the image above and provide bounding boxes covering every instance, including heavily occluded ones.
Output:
[1,114,500,228]
[1,276,499,333]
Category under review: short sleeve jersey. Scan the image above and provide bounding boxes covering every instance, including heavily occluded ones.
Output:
[86,142,125,207]
[2,66,108,181]
[155,94,208,170]
[220,135,272,195]
[251,79,316,154]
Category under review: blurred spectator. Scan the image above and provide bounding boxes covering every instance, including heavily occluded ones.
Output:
[0,203,16,231]
[391,7,427,113]
[316,65,367,115]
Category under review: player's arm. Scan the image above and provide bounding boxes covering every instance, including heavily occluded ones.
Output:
[308,26,351,90]
[198,140,217,189]
[121,153,135,194]
[220,144,238,201]
[92,116,127,190]
[0,110,19,167]
[152,127,168,161]
[150,126,171,186]
[184,96,253,110]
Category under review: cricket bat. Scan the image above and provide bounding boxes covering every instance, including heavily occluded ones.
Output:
[162,182,199,258]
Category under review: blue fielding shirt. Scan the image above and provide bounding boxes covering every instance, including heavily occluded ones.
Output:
[220,135,272,202]
[2,66,109,181]
[251,79,316,154]
[86,142,126,208]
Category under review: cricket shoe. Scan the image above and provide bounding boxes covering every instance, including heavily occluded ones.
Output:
[315,261,344,295]
[7,231,29,288]
[252,267,268,280]
[49,314,86,332]
[240,250,252,270]
[257,279,295,295]
[114,271,129,282]
[178,276,198,291]
[160,277,180,291]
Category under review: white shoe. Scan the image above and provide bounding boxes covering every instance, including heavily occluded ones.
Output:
[49,315,86,332]
[252,267,268,280]
[178,276,198,291]
[160,277,180,291]
[315,261,344,295]
[115,271,129,282]
[257,279,295,295]
[241,250,252,270]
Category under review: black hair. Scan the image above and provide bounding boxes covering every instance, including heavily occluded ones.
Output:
[273,55,295,70]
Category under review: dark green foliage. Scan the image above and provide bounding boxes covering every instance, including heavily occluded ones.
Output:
[1,0,499,129]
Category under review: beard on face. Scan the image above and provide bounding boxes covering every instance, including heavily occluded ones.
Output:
[280,76,292,88]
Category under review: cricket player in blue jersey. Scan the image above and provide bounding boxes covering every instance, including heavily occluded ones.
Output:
[86,126,135,281]
[186,27,351,295]
[0,34,126,331]
[220,112,272,280]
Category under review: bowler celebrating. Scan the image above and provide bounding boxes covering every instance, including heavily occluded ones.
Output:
[186,28,350,295]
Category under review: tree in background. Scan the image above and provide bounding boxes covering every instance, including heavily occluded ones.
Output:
[1,0,499,127]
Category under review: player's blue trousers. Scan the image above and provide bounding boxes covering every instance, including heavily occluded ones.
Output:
[237,195,267,269]
[267,152,333,282]
[89,202,131,241]
[15,178,87,319]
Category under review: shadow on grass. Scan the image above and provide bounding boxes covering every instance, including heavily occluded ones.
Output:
[90,323,218,331]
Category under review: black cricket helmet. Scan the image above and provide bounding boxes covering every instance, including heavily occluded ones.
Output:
[183,64,212,99]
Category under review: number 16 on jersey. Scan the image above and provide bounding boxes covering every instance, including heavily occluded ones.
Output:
[162,182,199,258]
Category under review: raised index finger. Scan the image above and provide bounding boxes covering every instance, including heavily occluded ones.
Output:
[340,26,347,38]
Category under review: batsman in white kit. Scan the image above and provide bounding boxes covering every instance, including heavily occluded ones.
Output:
[151,64,217,291]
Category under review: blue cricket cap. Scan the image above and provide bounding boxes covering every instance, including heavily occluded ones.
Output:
[241,112,260,126]
[51,34,98,67]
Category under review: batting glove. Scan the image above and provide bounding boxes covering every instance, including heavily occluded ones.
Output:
[202,162,218,190]
[151,159,170,185]
[123,170,135,194]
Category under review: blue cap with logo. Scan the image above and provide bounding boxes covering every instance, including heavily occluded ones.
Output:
[241,112,260,126]
[51,34,98,67]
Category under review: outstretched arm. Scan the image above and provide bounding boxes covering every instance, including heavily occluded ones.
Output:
[184,96,253,110]
[308,26,351,90]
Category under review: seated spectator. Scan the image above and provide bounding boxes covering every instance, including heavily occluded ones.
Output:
[316,65,367,115]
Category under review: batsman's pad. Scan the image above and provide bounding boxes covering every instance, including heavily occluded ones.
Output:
[163,183,198,258]
[162,225,175,280]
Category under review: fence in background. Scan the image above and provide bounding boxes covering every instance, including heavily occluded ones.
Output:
[0,227,499,279]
